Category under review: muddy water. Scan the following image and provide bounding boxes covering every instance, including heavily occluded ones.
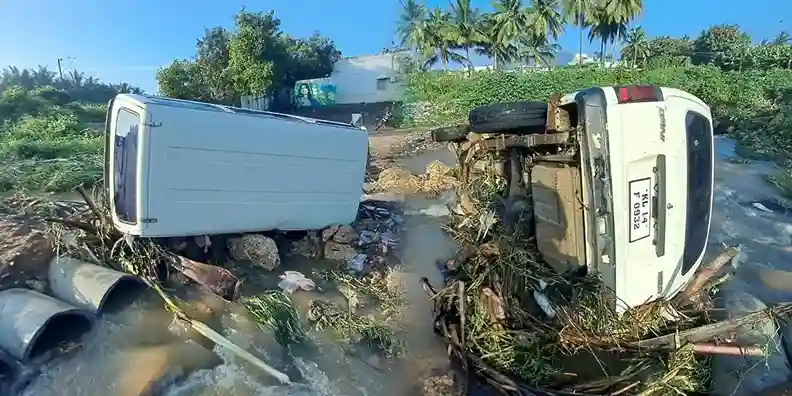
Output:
[707,137,792,303]
[22,137,792,395]
[20,149,459,396]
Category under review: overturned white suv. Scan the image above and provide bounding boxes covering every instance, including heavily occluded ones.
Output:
[433,85,714,311]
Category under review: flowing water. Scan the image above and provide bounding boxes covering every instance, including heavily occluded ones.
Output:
[19,148,460,396]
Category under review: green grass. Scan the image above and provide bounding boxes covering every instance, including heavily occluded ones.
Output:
[0,111,104,192]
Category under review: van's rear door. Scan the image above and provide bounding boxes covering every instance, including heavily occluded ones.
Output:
[107,96,148,235]
[606,86,680,309]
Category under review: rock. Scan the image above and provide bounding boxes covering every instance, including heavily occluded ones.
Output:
[227,234,280,271]
[711,283,792,395]
[0,215,54,291]
[324,241,358,262]
[322,224,357,244]
[416,370,460,396]
[289,231,322,258]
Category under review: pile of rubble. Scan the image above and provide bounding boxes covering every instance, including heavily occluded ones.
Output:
[397,130,445,158]
[290,199,403,274]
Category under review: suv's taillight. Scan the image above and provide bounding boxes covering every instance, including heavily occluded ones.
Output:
[615,85,663,104]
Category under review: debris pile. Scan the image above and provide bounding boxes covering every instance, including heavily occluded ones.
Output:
[275,199,409,357]
[397,130,445,158]
[375,160,457,197]
[289,199,403,275]
[423,145,791,395]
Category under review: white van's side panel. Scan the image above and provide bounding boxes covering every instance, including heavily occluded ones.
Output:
[111,94,368,237]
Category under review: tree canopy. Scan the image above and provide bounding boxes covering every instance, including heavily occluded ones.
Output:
[0,65,143,105]
[156,9,341,106]
[396,0,791,72]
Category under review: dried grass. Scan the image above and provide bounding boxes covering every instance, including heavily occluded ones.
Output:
[374,160,457,197]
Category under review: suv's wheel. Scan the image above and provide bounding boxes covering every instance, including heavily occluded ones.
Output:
[468,101,548,134]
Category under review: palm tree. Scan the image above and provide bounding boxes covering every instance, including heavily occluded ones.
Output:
[621,26,649,67]
[604,0,643,59]
[604,0,643,24]
[561,0,595,66]
[477,15,518,69]
[519,34,561,67]
[773,31,791,45]
[396,0,428,50]
[491,0,528,44]
[586,3,625,67]
[422,7,468,70]
[525,0,564,41]
[444,0,485,72]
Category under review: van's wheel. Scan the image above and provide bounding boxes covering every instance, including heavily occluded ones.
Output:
[431,125,470,142]
[469,101,548,134]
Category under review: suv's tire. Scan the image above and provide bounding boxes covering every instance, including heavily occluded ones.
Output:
[468,101,548,134]
[431,125,469,142]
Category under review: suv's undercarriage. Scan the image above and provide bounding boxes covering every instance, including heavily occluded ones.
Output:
[433,96,588,275]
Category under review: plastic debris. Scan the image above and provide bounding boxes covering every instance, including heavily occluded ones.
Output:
[346,254,368,272]
[752,202,773,213]
[277,271,316,294]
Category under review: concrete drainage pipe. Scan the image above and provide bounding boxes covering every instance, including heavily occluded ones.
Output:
[0,288,94,362]
[48,256,143,315]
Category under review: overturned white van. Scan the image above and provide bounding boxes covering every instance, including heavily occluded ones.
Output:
[103,94,369,238]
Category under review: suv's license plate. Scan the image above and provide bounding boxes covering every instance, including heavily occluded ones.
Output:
[629,178,652,242]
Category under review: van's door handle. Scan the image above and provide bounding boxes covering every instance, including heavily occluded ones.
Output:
[653,154,667,257]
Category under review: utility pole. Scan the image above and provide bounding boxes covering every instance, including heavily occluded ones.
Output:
[57,58,63,80]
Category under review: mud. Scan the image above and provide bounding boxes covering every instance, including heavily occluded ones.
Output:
[0,214,54,292]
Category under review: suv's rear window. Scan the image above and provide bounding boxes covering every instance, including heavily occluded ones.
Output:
[682,111,713,274]
[113,108,140,224]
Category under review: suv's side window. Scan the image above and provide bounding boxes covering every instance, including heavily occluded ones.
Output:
[113,108,140,224]
[682,111,713,274]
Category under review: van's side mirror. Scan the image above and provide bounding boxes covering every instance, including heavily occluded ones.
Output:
[351,113,363,127]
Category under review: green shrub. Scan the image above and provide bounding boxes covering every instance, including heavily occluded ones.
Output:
[403,66,792,134]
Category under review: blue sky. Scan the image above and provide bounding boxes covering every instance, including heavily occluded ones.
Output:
[1,0,789,93]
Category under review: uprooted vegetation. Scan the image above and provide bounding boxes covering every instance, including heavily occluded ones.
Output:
[422,143,781,395]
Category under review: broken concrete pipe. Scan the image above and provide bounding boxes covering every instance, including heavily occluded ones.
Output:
[48,256,143,315]
[0,288,94,363]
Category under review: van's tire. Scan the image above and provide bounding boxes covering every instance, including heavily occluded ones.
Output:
[431,125,469,142]
[468,101,548,134]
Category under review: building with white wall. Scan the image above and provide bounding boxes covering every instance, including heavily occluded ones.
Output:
[328,52,407,104]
